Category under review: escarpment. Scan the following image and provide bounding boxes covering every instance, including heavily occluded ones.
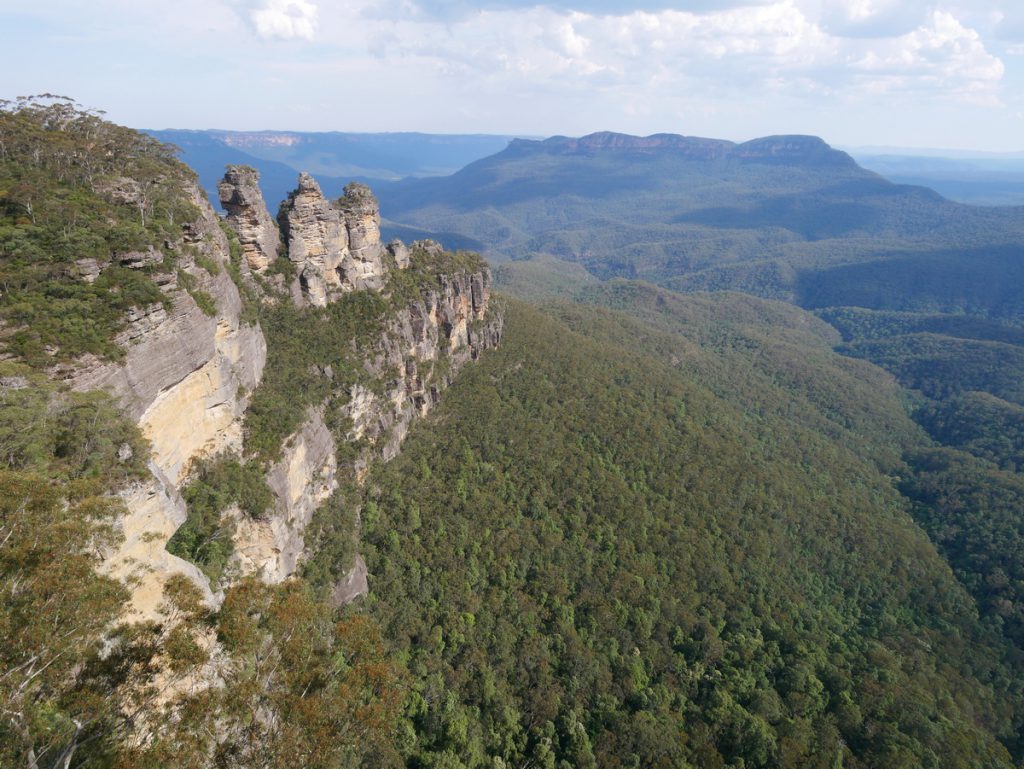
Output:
[10,121,501,625]
[233,258,502,589]
[221,170,502,592]
[63,180,267,620]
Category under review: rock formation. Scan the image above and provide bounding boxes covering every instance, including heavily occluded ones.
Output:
[60,163,501,620]
[218,165,281,273]
[65,182,266,620]
[336,181,386,289]
[277,173,390,305]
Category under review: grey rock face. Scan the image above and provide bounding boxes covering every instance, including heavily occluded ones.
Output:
[276,173,394,305]
[75,258,103,283]
[337,182,386,291]
[0,375,28,390]
[331,555,368,606]
[66,183,266,428]
[218,165,280,274]
[231,409,338,583]
[341,266,502,463]
[117,246,163,269]
[387,239,410,269]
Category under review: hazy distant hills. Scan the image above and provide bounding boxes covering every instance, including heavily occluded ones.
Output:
[851,151,1024,206]
[374,131,1024,317]
[146,128,519,211]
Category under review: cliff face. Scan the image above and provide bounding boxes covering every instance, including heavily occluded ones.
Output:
[62,182,266,620]
[230,409,338,583]
[225,238,501,588]
[54,159,500,620]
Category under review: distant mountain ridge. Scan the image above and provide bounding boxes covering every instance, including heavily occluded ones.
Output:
[507,131,858,166]
[373,129,1024,318]
[146,128,521,212]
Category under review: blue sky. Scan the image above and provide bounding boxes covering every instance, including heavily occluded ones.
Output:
[2,0,1023,151]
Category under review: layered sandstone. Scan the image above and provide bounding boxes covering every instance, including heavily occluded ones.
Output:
[66,180,267,619]
[277,174,391,305]
[218,165,281,273]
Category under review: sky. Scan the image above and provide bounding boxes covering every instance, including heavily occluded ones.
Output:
[2,0,1023,151]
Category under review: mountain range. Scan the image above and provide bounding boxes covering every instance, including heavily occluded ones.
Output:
[4,100,1024,767]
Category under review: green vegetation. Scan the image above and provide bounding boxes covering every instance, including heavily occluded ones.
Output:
[354,298,1020,768]
[112,578,407,769]
[0,359,152,767]
[244,244,488,462]
[0,96,202,364]
[167,453,274,584]
[0,361,150,482]
[493,253,599,301]
[243,291,388,461]
[901,449,1024,654]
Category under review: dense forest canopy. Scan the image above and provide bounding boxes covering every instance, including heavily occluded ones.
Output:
[0,96,209,364]
[3,101,1024,768]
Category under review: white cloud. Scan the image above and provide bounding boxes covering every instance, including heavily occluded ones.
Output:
[247,0,318,40]
[851,11,1004,100]
[358,2,1000,106]
[808,0,931,37]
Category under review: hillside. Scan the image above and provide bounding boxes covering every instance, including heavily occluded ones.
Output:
[5,101,1024,769]
[0,98,501,767]
[376,132,1024,312]
[358,295,1022,767]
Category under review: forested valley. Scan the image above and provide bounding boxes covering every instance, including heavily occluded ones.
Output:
[2,100,1024,768]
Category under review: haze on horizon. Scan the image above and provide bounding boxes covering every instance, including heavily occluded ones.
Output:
[3,0,1024,152]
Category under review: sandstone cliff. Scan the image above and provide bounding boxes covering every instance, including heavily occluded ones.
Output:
[63,181,267,620]
[52,160,501,621]
[277,174,388,305]
[229,255,502,589]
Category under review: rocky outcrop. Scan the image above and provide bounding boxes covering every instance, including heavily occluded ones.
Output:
[228,254,502,595]
[107,464,215,622]
[336,182,386,286]
[66,180,266,618]
[348,265,501,462]
[218,165,281,273]
[332,555,368,606]
[277,175,390,305]
[387,239,411,269]
[230,409,337,583]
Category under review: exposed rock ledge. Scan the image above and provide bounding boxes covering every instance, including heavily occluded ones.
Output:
[230,409,337,583]
[107,464,215,622]
[66,182,266,620]
[227,262,503,596]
